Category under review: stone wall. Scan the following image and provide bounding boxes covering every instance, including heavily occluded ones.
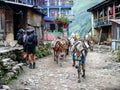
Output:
[0,46,24,89]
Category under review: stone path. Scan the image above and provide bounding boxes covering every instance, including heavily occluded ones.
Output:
[8,46,120,90]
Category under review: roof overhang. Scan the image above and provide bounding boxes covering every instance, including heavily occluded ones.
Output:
[87,0,115,12]
[110,19,120,24]
[4,1,45,15]
[4,1,33,8]
[44,16,54,22]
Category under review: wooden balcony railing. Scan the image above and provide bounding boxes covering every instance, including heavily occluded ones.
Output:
[93,11,120,28]
[93,19,112,28]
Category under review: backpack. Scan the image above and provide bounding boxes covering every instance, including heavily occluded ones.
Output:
[16,28,25,45]
[25,29,37,46]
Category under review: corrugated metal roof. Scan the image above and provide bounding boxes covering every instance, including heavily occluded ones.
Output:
[110,19,120,24]
[44,16,54,22]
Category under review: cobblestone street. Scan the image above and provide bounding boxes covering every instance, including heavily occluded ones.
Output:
[8,45,120,90]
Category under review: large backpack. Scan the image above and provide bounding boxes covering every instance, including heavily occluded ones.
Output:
[16,28,25,45]
[25,29,37,46]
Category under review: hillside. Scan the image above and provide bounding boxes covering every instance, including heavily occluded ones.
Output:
[69,0,104,37]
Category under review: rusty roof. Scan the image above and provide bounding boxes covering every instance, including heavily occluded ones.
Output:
[110,19,120,24]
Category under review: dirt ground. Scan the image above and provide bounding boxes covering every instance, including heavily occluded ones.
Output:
[8,45,120,90]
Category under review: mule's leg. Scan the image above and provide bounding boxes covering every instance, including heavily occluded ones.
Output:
[77,60,81,83]
[77,67,81,83]
[54,51,56,61]
[66,48,69,55]
[56,54,58,64]
[82,64,85,78]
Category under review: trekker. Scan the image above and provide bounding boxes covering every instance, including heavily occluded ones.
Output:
[23,30,28,65]
[71,36,78,66]
[25,26,37,69]
[17,25,27,65]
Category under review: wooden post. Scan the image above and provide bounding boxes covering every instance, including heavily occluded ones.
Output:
[98,28,102,45]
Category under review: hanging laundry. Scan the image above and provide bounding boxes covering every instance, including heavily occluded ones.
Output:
[100,11,103,17]
[108,7,112,15]
[111,6,115,17]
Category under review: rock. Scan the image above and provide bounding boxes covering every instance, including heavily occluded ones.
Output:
[0,78,7,85]
[0,40,4,46]
[12,65,20,71]
[6,72,15,79]
[4,41,10,47]
[2,85,10,90]
[2,58,11,62]
[24,88,31,90]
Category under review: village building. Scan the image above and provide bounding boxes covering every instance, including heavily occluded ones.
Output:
[0,0,45,46]
[87,0,120,50]
[41,0,74,40]
[110,19,120,50]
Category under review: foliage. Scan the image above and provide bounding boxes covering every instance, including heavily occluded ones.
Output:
[36,43,52,58]
[58,27,63,33]
[55,16,69,24]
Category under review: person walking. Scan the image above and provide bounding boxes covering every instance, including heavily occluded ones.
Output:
[71,36,78,66]
[17,25,28,65]
[25,25,37,69]
[22,30,28,66]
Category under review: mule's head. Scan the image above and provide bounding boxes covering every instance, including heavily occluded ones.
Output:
[74,42,84,68]
[54,41,61,51]
[74,50,82,69]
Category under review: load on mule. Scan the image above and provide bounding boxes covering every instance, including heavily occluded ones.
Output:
[71,40,88,83]
[51,36,70,65]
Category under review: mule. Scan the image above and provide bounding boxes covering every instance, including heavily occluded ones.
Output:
[71,40,88,83]
[52,37,70,66]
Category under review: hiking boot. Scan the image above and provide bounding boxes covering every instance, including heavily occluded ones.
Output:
[22,59,28,66]
[72,61,75,67]
[29,63,32,69]
[33,62,36,69]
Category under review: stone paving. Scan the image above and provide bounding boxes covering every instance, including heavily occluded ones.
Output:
[8,46,120,90]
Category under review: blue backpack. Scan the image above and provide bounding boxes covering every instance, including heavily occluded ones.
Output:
[17,28,25,45]
[25,29,37,46]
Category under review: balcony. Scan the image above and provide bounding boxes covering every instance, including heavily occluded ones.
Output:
[93,19,112,28]
[41,0,73,6]
[93,10,120,28]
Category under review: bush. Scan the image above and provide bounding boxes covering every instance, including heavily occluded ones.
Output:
[58,27,63,33]
[36,43,52,58]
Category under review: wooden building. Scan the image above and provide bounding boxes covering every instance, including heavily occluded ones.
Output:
[0,1,13,41]
[41,0,74,40]
[0,1,45,46]
[87,0,120,48]
[110,19,120,50]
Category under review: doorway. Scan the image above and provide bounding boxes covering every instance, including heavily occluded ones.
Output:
[13,13,19,40]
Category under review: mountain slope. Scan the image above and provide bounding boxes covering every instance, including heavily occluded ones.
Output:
[69,0,104,37]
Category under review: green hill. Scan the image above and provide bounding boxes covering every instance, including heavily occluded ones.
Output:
[69,0,104,37]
